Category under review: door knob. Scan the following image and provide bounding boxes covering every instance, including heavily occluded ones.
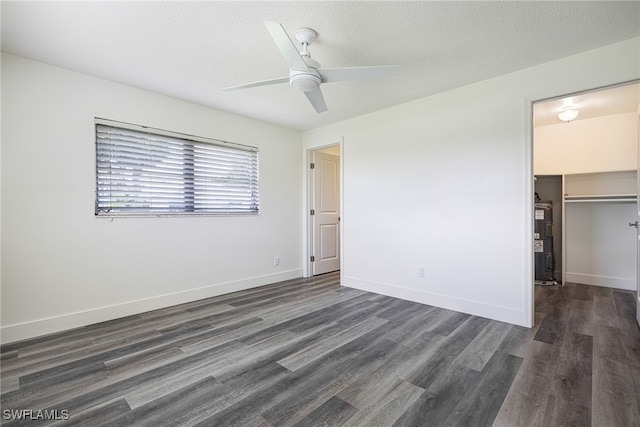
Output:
[630,221,639,228]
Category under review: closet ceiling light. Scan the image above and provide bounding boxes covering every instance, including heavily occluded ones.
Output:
[558,106,579,122]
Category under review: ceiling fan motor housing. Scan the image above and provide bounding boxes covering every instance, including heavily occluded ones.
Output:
[290,58,321,92]
[290,73,320,92]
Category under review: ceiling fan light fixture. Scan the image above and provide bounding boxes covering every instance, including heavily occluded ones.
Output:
[290,73,320,92]
[558,106,579,122]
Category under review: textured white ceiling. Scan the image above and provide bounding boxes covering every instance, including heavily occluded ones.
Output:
[2,1,639,131]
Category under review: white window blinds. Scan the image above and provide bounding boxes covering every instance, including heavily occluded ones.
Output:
[95,119,259,216]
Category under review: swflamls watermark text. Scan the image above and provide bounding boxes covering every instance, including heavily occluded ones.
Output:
[2,409,70,421]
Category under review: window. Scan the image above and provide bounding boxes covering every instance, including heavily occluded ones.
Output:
[95,119,259,216]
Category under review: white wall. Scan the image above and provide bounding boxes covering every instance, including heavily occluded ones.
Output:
[1,53,303,343]
[534,112,638,175]
[565,201,636,289]
[303,38,640,327]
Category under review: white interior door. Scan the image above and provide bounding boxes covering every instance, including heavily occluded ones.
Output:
[312,150,340,275]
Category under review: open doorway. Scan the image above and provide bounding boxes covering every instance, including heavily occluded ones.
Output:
[308,144,341,276]
[532,81,639,318]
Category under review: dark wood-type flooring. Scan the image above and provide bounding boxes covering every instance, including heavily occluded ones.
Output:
[1,272,639,426]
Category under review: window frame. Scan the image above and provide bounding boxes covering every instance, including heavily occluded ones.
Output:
[95,118,259,217]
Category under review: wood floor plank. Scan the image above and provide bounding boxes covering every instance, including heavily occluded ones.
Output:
[240,293,370,345]
[2,275,639,427]
[1,327,165,380]
[592,357,639,427]
[277,317,387,372]
[176,317,266,354]
[629,364,640,422]
[613,290,637,320]
[337,335,444,409]
[15,324,209,388]
[287,297,383,333]
[443,351,522,426]
[209,338,398,427]
[592,324,628,365]
[427,309,471,336]
[452,320,512,371]
[496,324,537,358]
[492,340,559,427]
[124,359,227,409]
[110,376,223,427]
[567,298,594,337]
[292,396,358,427]
[382,308,440,346]
[261,336,405,426]
[341,380,424,427]
[492,372,551,427]
[408,316,491,389]
[541,394,591,427]
[392,361,480,426]
[593,294,620,328]
[50,398,131,427]
[534,303,570,345]
[2,339,243,416]
[374,298,431,320]
[553,331,592,407]
[166,362,292,426]
[592,326,640,427]
[270,300,346,327]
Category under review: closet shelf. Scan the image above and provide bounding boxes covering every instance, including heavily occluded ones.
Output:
[564,193,637,203]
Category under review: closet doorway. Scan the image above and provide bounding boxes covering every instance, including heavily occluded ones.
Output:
[532,81,640,323]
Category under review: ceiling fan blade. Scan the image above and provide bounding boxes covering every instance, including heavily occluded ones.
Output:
[264,21,309,72]
[304,88,327,113]
[319,65,399,83]
[223,76,289,91]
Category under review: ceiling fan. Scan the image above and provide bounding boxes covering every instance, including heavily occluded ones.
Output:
[223,21,399,113]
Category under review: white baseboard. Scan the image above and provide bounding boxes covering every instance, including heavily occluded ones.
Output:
[341,275,529,327]
[564,272,635,290]
[1,269,302,345]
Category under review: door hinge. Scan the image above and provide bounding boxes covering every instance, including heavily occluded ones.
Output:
[310,163,315,169]
[310,209,315,216]
[310,256,315,262]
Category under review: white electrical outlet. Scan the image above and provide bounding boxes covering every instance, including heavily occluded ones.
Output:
[417,267,425,278]
[274,256,280,266]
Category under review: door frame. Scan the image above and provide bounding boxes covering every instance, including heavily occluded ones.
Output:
[636,102,640,327]
[303,140,344,277]
[529,79,640,327]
